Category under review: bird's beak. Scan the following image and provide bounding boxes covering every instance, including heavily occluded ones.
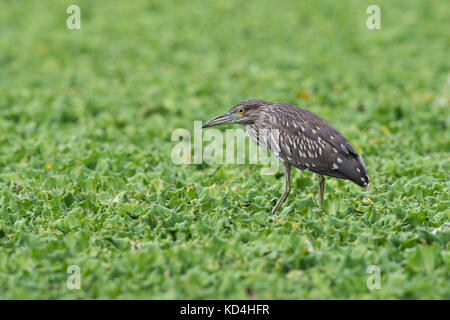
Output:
[202,112,236,128]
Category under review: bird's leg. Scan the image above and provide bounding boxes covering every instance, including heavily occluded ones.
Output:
[317,174,325,208]
[272,162,291,214]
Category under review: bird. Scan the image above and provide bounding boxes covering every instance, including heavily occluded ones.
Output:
[202,99,369,214]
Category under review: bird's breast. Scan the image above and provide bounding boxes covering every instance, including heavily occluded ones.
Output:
[245,124,265,148]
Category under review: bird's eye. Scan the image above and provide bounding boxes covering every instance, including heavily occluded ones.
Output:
[237,108,245,114]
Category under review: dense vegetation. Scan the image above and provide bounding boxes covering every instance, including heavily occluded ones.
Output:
[0,0,448,299]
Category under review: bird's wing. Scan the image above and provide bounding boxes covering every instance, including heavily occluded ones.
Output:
[265,103,369,186]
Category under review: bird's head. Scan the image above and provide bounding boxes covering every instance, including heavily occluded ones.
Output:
[202,99,269,128]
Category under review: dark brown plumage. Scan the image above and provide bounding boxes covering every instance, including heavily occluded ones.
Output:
[202,99,369,213]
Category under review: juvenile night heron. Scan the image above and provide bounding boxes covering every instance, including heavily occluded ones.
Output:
[202,100,369,213]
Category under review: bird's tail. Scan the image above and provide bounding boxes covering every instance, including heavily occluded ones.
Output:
[347,155,369,187]
[319,154,369,188]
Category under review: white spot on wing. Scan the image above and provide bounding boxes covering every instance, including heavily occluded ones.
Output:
[333,163,339,169]
[337,157,343,163]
